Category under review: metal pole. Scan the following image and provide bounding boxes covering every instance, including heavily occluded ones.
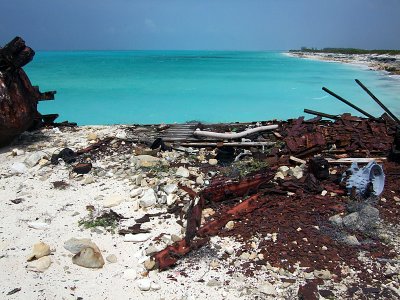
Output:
[355,79,400,124]
[304,109,338,120]
[322,87,376,119]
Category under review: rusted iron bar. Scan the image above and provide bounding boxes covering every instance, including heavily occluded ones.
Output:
[355,79,400,125]
[322,87,376,119]
[303,109,338,120]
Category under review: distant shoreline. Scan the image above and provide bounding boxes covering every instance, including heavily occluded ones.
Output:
[287,51,400,76]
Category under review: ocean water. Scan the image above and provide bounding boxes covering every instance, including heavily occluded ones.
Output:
[24,51,400,125]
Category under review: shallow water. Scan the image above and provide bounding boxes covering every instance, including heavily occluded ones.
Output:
[25,51,400,125]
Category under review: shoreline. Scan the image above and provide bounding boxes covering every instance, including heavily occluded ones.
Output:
[286,51,400,77]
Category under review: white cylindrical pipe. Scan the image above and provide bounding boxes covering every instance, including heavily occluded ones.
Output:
[193,125,278,139]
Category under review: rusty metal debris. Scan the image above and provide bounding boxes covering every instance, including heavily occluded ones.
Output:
[0,37,57,146]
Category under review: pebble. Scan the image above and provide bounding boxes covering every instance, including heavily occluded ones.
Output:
[163,184,178,195]
[176,166,190,178]
[27,256,52,272]
[207,279,222,287]
[240,252,250,260]
[24,152,45,168]
[210,260,219,269]
[136,278,152,291]
[208,159,218,166]
[343,235,360,246]
[102,194,125,208]
[225,221,235,230]
[27,242,51,261]
[321,190,328,196]
[150,282,161,291]
[27,222,50,230]
[259,282,277,295]
[145,245,159,255]
[394,196,400,202]
[106,254,117,263]
[139,188,157,208]
[72,247,105,268]
[224,246,234,255]
[123,269,137,280]
[277,166,290,176]
[130,187,143,198]
[167,194,179,206]
[314,269,332,280]
[10,162,28,174]
[171,234,182,242]
[144,259,156,270]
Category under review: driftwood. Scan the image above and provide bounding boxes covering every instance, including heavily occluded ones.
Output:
[0,37,56,146]
[193,124,278,139]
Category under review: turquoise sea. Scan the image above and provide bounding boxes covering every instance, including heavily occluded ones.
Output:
[25,51,400,125]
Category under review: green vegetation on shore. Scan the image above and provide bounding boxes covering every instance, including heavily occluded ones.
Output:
[290,47,400,55]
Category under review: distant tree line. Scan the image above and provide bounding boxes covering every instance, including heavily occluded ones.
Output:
[289,47,400,55]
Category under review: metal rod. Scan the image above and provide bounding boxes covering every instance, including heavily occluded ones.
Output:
[322,87,376,119]
[355,79,400,124]
[304,109,338,120]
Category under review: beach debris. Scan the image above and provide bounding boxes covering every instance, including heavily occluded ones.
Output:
[6,288,21,296]
[0,37,57,146]
[27,256,52,272]
[27,242,51,261]
[124,233,151,242]
[355,79,400,125]
[136,278,152,291]
[73,162,92,174]
[193,124,278,139]
[309,157,329,180]
[106,254,117,263]
[27,221,50,230]
[344,161,385,197]
[51,148,76,165]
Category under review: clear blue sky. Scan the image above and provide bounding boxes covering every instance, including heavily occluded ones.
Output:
[1,0,399,50]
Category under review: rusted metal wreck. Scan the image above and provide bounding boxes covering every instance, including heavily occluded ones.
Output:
[0,37,56,146]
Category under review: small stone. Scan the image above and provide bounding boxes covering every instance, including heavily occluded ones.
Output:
[394,196,400,202]
[116,130,127,139]
[144,259,155,270]
[10,162,28,174]
[123,269,137,280]
[27,242,51,261]
[272,233,278,242]
[25,152,45,168]
[133,155,160,168]
[321,246,328,251]
[342,212,360,229]
[176,166,190,178]
[289,166,303,179]
[83,175,95,185]
[130,188,143,198]
[343,235,360,246]
[87,132,98,141]
[274,172,285,180]
[210,260,219,269]
[225,221,235,230]
[260,282,277,295]
[27,256,52,272]
[314,269,332,280]
[171,234,182,242]
[150,282,161,291]
[72,247,105,269]
[329,214,343,227]
[196,176,204,185]
[137,278,152,291]
[102,195,124,208]
[27,222,49,230]
[163,184,178,195]
[277,166,290,176]
[207,279,222,287]
[12,148,25,156]
[321,190,328,196]
[224,246,234,255]
[240,252,250,260]
[106,254,117,263]
[124,233,151,242]
[145,246,159,255]
[139,189,157,208]
[249,252,257,260]
[208,159,218,166]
